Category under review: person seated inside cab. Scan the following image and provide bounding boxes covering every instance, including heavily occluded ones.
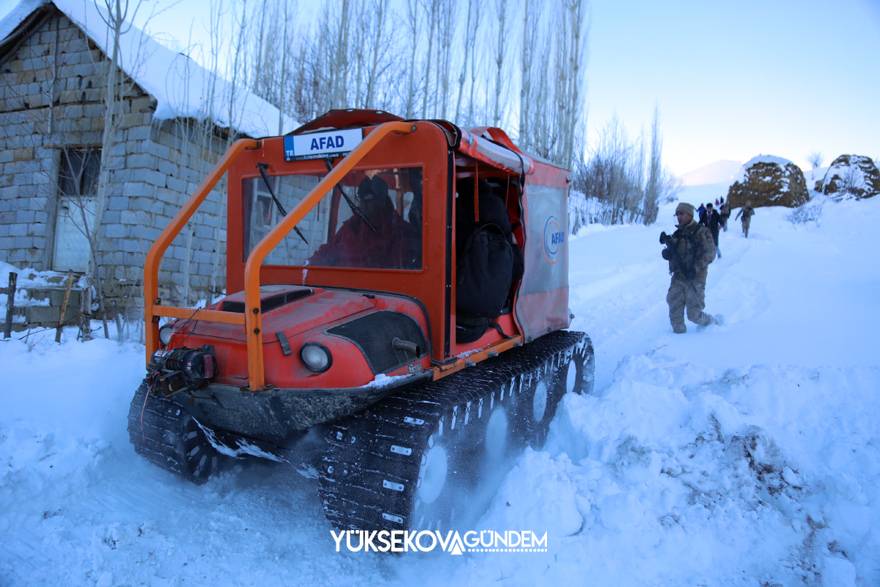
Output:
[309,174,420,269]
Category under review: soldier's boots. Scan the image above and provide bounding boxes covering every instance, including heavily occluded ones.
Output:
[691,312,714,327]
[673,314,723,333]
[695,314,724,330]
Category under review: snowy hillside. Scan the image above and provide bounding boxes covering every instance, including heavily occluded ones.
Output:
[680,160,742,187]
[1,193,878,585]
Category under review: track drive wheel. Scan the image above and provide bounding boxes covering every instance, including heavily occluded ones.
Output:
[127,383,220,484]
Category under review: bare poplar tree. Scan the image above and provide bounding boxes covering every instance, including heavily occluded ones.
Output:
[491,0,508,126]
[643,106,663,225]
[435,0,455,119]
[330,0,352,108]
[403,0,422,117]
[453,0,477,123]
[554,0,587,167]
[350,2,368,106]
[519,0,536,146]
[466,0,483,125]
[85,0,150,336]
[225,0,249,145]
[205,0,250,301]
[530,13,556,159]
[253,0,269,95]
[420,0,440,117]
[363,0,392,107]
[276,1,294,133]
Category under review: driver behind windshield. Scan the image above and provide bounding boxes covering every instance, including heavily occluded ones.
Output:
[309,175,419,269]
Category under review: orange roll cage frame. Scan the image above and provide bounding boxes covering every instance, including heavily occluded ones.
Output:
[144,120,528,391]
[144,122,417,390]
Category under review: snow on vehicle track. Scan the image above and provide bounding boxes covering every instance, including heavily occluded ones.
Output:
[2,189,878,585]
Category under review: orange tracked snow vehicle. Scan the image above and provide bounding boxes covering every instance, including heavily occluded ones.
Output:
[129,110,594,530]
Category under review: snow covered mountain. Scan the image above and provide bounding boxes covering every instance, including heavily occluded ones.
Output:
[2,194,878,585]
[680,160,742,187]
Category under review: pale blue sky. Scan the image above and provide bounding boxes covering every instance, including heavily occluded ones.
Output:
[587,0,880,173]
[2,0,877,174]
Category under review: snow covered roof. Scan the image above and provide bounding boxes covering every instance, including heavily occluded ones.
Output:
[0,0,297,138]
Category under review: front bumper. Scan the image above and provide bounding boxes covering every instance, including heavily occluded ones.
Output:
[164,371,431,445]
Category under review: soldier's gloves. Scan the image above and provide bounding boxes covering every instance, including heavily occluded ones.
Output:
[661,248,671,260]
[659,231,669,245]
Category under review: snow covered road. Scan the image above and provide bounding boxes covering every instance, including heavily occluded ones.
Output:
[2,193,878,585]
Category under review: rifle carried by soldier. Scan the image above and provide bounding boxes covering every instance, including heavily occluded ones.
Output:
[660,230,697,280]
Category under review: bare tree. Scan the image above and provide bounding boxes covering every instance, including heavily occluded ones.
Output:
[435,0,455,118]
[225,0,249,145]
[420,0,440,117]
[276,1,293,133]
[364,0,391,108]
[83,0,152,337]
[574,117,643,224]
[529,13,556,159]
[403,0,422,117]
[454,0,478,123]
[518,0,536,146]
[491,0,508,126]
[350,2,368,107]
[643,106,663,225]
[328,0,352,108]
[574,112,679,227]
[520,1,588,167]
[465,0,483,125]
[341,0,394,109]
[807,151,823,182]
[555,0,587,167]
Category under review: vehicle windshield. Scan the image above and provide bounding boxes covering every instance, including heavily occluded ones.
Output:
[243,167,423,270]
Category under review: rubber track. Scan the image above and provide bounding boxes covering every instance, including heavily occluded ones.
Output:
[318,330,589,531]
[127,383,217,483]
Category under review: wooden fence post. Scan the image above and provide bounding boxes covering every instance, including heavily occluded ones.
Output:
[3,272,16,339]
[55,272,75,343]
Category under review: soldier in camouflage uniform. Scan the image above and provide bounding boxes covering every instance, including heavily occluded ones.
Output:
[661,202,718,333]
[735,201,755,238]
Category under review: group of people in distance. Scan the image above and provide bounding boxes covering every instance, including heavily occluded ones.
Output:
[696,198,727,259]
[697,197,757,259]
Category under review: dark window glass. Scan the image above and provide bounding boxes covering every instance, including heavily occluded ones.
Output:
[243,167,423,270]
[59,148,101,197]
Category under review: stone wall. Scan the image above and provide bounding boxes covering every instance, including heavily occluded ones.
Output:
[0,8,228,315]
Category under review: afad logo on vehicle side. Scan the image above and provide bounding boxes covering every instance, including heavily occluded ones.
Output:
[543,215,565,263]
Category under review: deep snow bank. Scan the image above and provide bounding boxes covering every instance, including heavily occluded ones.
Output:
[434,194,880,586]
[1,193,878,585]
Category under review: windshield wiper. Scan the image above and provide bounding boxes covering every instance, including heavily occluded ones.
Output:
[324,158,377,233]
[256,163,309,246]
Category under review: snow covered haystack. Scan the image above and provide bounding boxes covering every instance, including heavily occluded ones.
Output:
[727,155,810,208]
[817,154,880,200]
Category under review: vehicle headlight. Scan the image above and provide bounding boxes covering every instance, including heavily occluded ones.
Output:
[300,343,332,373]
[158,323,175,346]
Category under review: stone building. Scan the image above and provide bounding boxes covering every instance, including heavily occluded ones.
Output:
[0,0,293,312]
